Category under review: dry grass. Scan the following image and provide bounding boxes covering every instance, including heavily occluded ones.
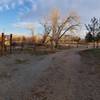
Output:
[79,48,100,75]
[15,59,29,64]
[79,48,100,63]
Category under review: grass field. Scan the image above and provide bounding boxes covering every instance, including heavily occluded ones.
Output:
[79,48,100,75]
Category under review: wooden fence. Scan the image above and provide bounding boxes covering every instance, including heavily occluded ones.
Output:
[0,33,36,56]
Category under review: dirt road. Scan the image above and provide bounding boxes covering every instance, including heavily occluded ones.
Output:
[29,48,100,100]
[0,48,99,100]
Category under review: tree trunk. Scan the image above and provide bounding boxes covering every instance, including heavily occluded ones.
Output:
[55,40,59,48]
[96,41,99,48]
[10,34,12,54]
[1,33,5,55]
[76,42,79,48]
[86,42,88,48]
[93,33,95,48]
[50,40,54,50]
[93,41,95,48]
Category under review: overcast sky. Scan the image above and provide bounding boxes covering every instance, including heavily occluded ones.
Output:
[0,0,100,36]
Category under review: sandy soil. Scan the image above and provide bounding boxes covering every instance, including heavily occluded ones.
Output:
[0,48,100,100]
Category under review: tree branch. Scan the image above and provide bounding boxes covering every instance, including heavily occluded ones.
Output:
[58,24,79,39]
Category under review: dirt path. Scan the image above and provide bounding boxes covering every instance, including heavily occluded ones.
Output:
[0,48,99,100]
[29,48,100,100]
[0,54,52,100]
[29,49,82,100]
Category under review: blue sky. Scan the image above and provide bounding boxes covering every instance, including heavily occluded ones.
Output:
[0,0,100,37]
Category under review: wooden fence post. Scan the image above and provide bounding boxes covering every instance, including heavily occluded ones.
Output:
[1,33,5,55]
[10,34,12,53]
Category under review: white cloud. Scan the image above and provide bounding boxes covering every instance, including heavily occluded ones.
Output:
[18,0,24,6]
[18,6,31,20]
[0,0,37,14]
[13,21,41,29]
[13,22,34,29]
[0,0,100,36]
[13,21,42,34]
[0,0,25,11]
[32,4,37,12]
[11,2,16,9]
[28,0,35,4]
[0,6,3,11]
[4,4,10,10]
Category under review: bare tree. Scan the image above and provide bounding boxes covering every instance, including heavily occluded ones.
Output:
[73,36,81,48]
[85,17,99,48]
[40,20,51,45]
[41,9,80,48]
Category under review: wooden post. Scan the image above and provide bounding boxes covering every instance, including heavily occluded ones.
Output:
[10,34,12,53]
[1,33,5,55]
